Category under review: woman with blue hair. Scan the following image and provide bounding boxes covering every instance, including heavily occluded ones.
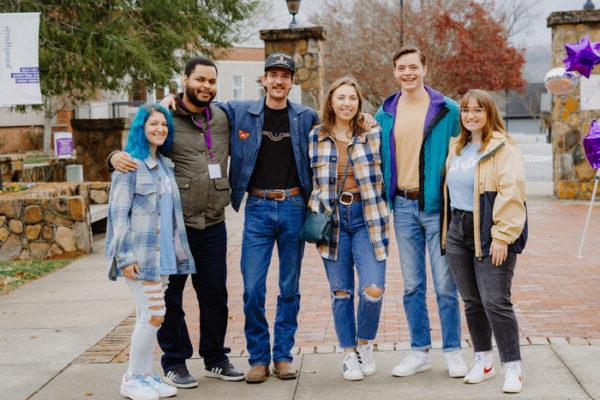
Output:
[106,103,195,400]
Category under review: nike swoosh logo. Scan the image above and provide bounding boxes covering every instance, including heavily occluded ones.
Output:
[484,366,493,374]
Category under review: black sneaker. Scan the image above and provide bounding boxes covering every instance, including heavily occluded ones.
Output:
[164,365,198,388]
[205,361,245,381]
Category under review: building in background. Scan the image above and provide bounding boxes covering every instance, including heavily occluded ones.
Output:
[0,47,286,153]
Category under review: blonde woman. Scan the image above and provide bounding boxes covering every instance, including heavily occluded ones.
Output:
[441,89,527,394]
[308,77,390,381]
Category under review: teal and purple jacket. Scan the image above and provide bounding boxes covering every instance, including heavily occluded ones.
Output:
[375,86,460,214]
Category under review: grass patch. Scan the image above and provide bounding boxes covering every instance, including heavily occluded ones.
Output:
[0,259,71,294]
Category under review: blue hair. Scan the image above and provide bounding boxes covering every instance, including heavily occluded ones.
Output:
[125,103,175,160]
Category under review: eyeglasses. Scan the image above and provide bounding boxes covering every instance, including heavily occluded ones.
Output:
[460,108,485,116]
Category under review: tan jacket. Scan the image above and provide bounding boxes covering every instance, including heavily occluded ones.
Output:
[441,132,527,257]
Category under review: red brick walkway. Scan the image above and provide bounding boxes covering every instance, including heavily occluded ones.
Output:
[179,197,600,354]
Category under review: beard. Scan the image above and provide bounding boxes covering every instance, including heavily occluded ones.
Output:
[185,86,215,108]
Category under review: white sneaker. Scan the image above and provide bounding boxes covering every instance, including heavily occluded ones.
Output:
[120,373,159,400]
[144,373,177,398]
[356,344,376,376]
[392,350,432,377]
[342,352,364,381]
[444,350,468,378]
[464,351,495,384]
[502,361,523,393]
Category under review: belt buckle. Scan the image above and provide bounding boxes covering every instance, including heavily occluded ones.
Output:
[271,189,286,201]
[339,192,353,206]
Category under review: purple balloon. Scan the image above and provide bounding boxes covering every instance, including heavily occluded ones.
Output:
[564,36,600,78]
[583,120,600,169]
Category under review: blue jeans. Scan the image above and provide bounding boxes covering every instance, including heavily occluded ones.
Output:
[323,202,386,349]
[393,196,461,351]
[241,194,306,366]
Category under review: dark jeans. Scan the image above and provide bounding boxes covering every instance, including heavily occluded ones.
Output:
[445,209,521,363]
[158,222,230,371]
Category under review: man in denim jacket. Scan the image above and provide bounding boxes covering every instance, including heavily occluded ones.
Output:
[220,52,319,383]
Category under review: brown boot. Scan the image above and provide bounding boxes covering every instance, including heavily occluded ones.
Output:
[246,365,270,384]
[273,361,298,380]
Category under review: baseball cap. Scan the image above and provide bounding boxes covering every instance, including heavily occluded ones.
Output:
[264,52,296,73]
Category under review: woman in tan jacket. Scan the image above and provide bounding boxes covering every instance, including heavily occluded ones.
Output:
[441,89,527,394]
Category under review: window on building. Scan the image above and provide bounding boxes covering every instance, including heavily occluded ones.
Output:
[233,75,244,99]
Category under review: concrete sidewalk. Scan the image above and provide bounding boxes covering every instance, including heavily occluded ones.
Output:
[0,237,132,400]
[26,344,600,400]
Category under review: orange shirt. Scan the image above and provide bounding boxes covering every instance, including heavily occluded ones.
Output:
[394,95,430,190]
[335,137,359,193]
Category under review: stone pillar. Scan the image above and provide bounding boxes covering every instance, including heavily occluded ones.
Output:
[260,27,326,112]
[71,118,129,182]
[548,10,600,199]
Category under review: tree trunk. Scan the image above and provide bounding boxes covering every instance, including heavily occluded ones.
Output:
[43,97,53,154]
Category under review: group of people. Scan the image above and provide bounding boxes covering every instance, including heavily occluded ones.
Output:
[105,45,528,400]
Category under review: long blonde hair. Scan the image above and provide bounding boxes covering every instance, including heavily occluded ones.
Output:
[456,89,506,155]
[320,76,365,138]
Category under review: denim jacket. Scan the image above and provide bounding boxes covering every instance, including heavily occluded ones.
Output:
[105,154,195,281]
[218,98,320,211]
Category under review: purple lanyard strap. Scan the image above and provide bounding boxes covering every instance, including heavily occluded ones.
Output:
[192,107,214,161]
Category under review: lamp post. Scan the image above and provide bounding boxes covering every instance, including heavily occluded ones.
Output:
[400,0,404,47]
[286,0,301,28]
[584,0,596,10]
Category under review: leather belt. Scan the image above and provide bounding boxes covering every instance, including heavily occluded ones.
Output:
[395,188,419,200]
[248,187,302,201]
[339,191,361,206]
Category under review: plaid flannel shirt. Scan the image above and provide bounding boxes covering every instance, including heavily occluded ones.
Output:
[105,154,195,281]
[308,126,390,261]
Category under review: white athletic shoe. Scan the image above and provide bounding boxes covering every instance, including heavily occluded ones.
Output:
[144,373,177,398]
[342,352,364,381]
[120,373,159,400]
[444,350,468,378]
[356,344,376,376]
[502,361,523,393]
[392,350,432,377]
[464,351,495,384]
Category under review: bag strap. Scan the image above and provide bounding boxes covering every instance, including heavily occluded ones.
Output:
[331,133,359,214]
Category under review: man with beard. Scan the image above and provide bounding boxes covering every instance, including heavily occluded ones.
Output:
[109,56,244,387]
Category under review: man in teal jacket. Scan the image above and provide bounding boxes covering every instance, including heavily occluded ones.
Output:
[375,46,467,379]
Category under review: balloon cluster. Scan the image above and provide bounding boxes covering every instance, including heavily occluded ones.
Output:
[543,36,600,171]
[583,121,600,170]
[544,35,600,96]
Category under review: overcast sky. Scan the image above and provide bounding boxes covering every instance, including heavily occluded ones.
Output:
[247,0,589,48]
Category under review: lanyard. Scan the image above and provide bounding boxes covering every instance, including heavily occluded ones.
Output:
[191,107,214,161]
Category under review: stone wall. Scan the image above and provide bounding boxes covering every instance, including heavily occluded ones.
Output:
[21,158,80,182]
[548,10,600,199]
[0,155,23,182]
[260,27,326,112]
[71,118,129,182]
[1,154,79,183]
[0,182,110,261]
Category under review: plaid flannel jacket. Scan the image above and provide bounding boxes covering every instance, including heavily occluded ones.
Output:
[308,126,390,261]
[105,154,195,281]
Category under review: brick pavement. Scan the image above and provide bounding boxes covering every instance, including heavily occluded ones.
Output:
[177,196,600,354]
[80,196,600,364]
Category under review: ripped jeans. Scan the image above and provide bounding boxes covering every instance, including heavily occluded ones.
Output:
[322,202,386,349]
[126,276,169,376]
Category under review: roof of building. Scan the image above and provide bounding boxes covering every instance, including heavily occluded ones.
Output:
[214,47,264,62]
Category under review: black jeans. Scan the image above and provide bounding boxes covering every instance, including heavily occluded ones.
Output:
[158,222,230,371]
[445,209,521,363]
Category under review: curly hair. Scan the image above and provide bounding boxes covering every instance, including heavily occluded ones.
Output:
[125,103,175,160]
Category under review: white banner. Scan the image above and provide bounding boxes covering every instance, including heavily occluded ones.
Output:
[0,12,42,107]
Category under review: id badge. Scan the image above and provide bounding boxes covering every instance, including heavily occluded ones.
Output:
[208,163,222,179]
